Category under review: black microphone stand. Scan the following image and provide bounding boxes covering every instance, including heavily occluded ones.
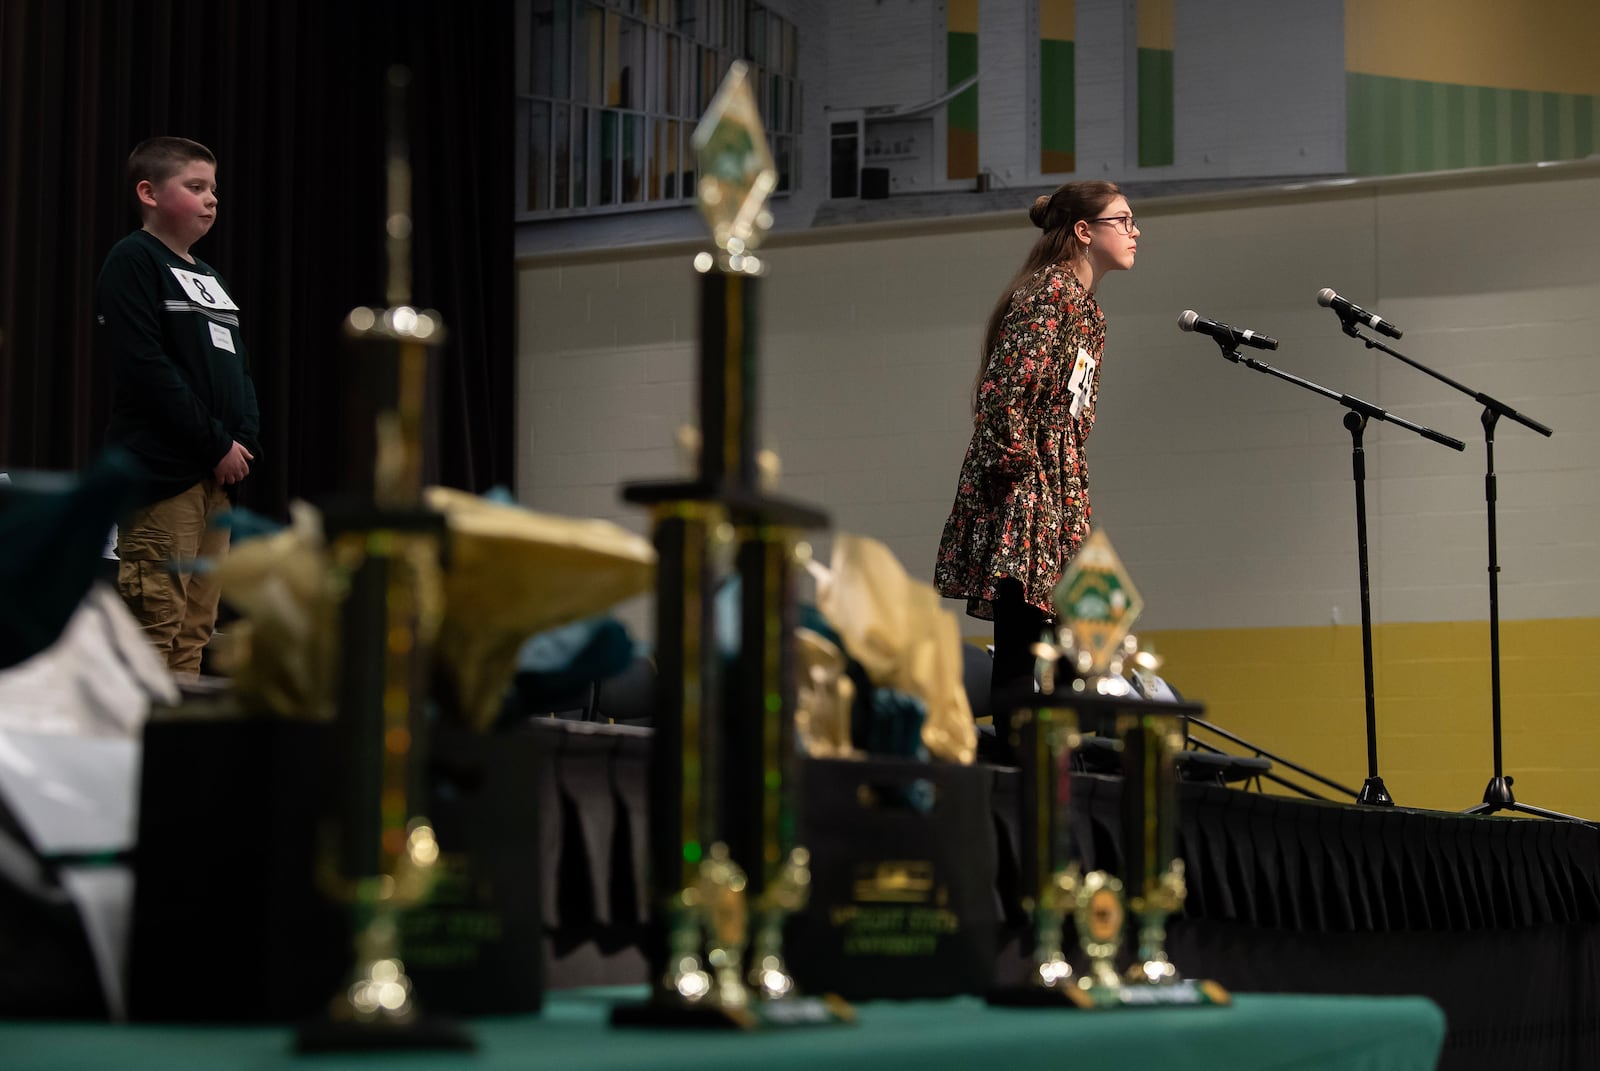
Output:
[1334,318,1583,822]
[1200,332,1465,806]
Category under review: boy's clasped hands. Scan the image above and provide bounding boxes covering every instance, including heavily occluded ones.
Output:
[215,439,254,485]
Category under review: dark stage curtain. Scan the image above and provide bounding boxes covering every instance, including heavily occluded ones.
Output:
[0,0,514,516]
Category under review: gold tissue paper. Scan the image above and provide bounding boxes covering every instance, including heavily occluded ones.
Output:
[423,486,656,730]
[794,626,857,759]
[208,502,337,719]
[212,491,656,728]
[812,534,977,764]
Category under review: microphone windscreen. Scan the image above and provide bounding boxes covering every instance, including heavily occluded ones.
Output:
[1177,310,1199,332]
[1316,288,1337,308]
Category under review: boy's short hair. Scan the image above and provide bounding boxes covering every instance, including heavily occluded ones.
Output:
[127,137,216,210]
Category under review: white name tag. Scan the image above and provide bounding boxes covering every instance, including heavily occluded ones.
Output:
[208,322,236,353]
[1067,345,1097,418]
[169,267,238,310]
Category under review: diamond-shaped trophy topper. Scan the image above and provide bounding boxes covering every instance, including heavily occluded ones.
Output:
[1052,529,1145,677]
[692,60,777,254]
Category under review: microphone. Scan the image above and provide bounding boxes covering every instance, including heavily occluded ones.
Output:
[1317,288,1402,339]
[1177,310,1278,351]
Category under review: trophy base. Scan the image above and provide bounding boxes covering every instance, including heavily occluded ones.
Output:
[611,999,758,1031]
[294,1014,475,1052]
[756,993,855,1028]
[1074,978,1231,1010]
[611,994,853,1031]
[986,983,1089,1008]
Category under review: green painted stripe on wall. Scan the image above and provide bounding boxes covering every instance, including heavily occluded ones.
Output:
[1442,83,1466,170]
[947,31,978,132]
[1040,38,1074,159]
[1138,47,1173,167]
[1543,92,1564,160]
[1474,85,1497,168]
[1511,89,1533,165]
[1348,72,1600,175]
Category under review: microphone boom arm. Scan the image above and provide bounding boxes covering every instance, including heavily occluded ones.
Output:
[1341,326,1554,437]
[1203,335,1466,451]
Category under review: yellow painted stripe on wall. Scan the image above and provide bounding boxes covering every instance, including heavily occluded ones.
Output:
[1137,0,1172,51]
[1138,616,1600,820]
[1040,0,1074,42]
[947,0,977,35]
[1346,0,1600,96]
[975,616,1600,817]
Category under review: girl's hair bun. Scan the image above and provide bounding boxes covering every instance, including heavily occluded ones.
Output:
[1029,194,1053,229]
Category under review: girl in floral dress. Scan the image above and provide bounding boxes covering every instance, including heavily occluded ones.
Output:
[934,181,1140,761]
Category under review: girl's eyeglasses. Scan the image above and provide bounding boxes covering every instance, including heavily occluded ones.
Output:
[1091,215,1138,235]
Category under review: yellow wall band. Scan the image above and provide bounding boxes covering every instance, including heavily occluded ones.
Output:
[1346,0,1600,96]
[1040,0,1075,42]
[947,0,978,36]
[1137,0,1172,51]
[1142,616,1600,819]
[968,616,1600,820]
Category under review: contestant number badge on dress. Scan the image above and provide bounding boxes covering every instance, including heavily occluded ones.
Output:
[1067,346,1097,418]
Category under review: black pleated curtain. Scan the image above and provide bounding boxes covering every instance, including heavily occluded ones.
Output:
[0,0,514,516]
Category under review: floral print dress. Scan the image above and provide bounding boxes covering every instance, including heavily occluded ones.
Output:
[934,264,1106,620]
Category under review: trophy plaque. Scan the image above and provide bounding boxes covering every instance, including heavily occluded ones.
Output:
[612,61,846,1031]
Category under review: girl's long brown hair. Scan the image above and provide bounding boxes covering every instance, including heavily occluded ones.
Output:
[973,180,1122,410]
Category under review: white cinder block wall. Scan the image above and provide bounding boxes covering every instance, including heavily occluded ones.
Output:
[520,0,1349,256]
[518,165,1600,639]
[819,0,1345,191]
[1170,0,1345,180]
[978,0,1027,180]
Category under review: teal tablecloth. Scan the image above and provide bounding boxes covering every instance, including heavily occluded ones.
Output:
[1,988,1445,1071]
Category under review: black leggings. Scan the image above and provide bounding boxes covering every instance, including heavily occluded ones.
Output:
[989,577,1047,764]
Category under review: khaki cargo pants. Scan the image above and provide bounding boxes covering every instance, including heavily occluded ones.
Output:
[116,478,231,676]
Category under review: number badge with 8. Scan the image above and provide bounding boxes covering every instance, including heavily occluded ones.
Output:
[169,267,238,310]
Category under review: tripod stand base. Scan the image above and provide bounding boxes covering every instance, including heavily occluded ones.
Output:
[1356,776,1394,807]
[1479,775,1516,808]
[1464,775,1593,823]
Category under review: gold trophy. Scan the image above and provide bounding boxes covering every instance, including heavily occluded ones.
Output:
[1050,530,1228,1009]
[985,693,1085,1005]
[612,61,846,1031]
[726,532,846,1026]
[1118,708,1187,989]
[296,65,471,1051]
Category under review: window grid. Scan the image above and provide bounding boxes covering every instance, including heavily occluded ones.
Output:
[519,0,800,220]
